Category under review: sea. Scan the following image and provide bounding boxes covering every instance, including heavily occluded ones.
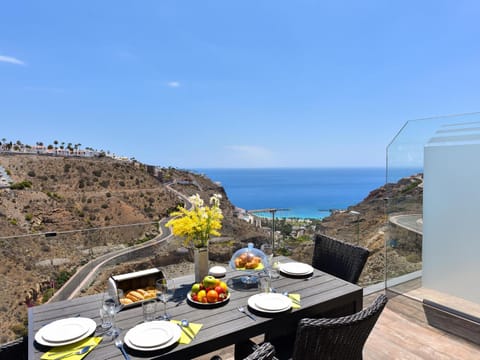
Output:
[194,167,420,219]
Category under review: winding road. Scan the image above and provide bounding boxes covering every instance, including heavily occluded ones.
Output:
[49,184,192,302]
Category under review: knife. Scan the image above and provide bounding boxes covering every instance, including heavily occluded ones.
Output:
[177,323,193,340]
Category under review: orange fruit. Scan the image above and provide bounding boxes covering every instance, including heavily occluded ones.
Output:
[206,289,219,303]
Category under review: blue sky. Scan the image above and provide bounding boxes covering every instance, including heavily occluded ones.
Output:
[1,1,479,168]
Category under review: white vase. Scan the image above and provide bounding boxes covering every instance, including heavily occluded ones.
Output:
[194,247,209,283]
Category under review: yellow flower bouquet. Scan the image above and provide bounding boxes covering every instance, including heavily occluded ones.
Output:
[166,193,223,248]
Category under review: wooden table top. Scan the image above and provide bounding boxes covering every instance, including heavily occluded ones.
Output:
[28,257,363,359]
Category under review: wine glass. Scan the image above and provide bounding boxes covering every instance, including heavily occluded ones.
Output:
[115,289,124,313]
[261,244,274,267]
[261,243,279,279]
[156,278,175,320]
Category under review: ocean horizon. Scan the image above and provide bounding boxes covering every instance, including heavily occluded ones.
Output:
[193,167,420,219]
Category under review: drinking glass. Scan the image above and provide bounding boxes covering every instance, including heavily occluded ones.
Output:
[102,293,120,337]
[99,306,112,329]
[156,278,175,320]
[142,299,157,322]
[259,273,271,293]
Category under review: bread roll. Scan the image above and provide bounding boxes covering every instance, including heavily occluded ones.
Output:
[126,290,144,302]
[136,289,148,297]
[120,297,133,305]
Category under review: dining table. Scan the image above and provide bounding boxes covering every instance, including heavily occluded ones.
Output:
[28,256,363,359]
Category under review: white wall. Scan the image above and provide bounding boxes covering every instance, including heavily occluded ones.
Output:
[423,123,480,303]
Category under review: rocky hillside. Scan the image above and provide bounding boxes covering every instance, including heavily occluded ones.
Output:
[290,174,423,285]
[0,154,268,343]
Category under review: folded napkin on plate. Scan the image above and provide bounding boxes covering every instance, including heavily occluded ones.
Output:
[288,294,301,309]
[170,320,202,344]
[41,336,102,360]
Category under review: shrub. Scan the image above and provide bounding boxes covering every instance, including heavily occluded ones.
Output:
[100,180,109,188]
[101,203,108,209]
[10,180,32,190]
[46,192,62,200]
[27,170,36,177]
[10,323,27,337]
[42,288,55,303]
[106,192,111,198]
[56,270,74,288]
[25,213,33,221]
[119,180,125,187]
[64,164,71,173]
[92,169,102,177]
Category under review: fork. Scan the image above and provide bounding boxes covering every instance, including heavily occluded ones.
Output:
[114,338,130,360]
[238,306,256,321]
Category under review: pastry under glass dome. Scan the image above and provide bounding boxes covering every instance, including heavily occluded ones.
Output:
[229,243,267,284]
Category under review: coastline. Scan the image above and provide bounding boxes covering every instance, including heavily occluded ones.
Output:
[198,167,391,220]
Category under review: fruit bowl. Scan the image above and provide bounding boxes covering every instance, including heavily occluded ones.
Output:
[186,291,231,307]
[187,276,230,307]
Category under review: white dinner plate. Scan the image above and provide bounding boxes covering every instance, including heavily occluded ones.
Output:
[279,262,314,276]
[124,321,181,351]
[126,321,173,348]
[254,293,292,312]
[248,293,291,313]
[35,317,97,347]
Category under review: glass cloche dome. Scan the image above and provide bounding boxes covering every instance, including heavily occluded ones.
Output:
[229,243,267,271]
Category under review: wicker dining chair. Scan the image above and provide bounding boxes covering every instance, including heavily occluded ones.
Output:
[312,233,370,284]
[290,294,388,360]
[211,341,277,360]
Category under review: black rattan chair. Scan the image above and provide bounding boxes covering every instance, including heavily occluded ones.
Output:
[290,294,388,360]
[0,336,27,360]
[312,233,370,284]
[211,341,276,360]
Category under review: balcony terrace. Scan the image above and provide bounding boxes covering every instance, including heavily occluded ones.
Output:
[2,113,480,358]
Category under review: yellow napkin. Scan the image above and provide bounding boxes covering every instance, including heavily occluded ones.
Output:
[170,320,202,344]
[288,294,301,309]
[41,336,102,360]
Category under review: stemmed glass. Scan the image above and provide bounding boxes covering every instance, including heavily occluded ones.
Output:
[261,244,274,268]
[261,243,279,279]
[156,278,175,320]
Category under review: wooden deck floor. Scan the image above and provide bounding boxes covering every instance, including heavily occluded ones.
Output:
[195,292,480,360]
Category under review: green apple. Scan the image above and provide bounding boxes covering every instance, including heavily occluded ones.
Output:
[202,275,217,289]
[191,283,201,294]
